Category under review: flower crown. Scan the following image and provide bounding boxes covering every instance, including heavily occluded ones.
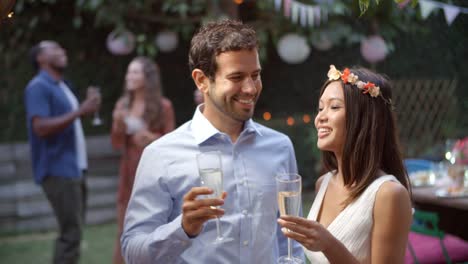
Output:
[327,65,382,98]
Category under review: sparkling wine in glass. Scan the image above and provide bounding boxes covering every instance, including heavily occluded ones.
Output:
[276,173,303,264]
[196,151,233,243]
[87,86,102,126]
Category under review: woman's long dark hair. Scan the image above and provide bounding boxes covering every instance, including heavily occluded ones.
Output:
[319,67,410,206]
[123,56,164,130]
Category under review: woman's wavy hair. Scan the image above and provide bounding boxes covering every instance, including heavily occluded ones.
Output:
[319,67,410,206]
[123,56,164,130]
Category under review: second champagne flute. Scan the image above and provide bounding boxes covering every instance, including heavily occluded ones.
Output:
[196,151,233,244]
[276,173,303,264]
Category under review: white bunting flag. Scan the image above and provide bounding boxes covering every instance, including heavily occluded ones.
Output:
[275,0,282,12]
[443,4,460,25]
[420,0,438,19]
[307,6,315,27]
[300,3,308,27]
[291,1,300,24]
[314,6,321,26]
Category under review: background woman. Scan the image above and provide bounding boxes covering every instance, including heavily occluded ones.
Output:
[278,65,412,263]
[111,56,175,264]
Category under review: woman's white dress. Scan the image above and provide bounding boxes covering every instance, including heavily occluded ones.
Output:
[304,172,398,263]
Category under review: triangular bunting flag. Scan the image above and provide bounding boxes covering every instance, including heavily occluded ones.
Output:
[300,3,308,27]
[443,4,460,25]
[307,6,315,27]
[291,1,300,24]
[314,6,321,26]
[322,6,328,24]
[275,0,282,12]
[420,0,437,19]
[284,0,291,18]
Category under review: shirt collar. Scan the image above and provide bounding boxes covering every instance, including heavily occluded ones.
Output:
[190,104,262,145]
[38,70,62,84]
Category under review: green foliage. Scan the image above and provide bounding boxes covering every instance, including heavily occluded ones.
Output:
[359,0,371,15]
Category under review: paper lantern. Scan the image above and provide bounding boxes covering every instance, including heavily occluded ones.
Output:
[360,35,388,64]
[155,31,179,53]
[277,33,311,64]
[106,30,135,56]
[311,34,333,51]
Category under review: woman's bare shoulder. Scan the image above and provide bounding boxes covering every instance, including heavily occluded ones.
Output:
[374,180,412,219]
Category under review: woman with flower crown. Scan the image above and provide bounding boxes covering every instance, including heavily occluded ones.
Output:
[278,65,412,263]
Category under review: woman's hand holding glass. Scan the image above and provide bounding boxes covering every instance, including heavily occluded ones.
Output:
[276,173,303,264]
[278,215,334,253]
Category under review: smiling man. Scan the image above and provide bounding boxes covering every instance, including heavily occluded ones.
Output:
[121,19,304,264]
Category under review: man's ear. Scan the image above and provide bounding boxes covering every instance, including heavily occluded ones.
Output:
[36,50,47,67]
[191,69,210,93]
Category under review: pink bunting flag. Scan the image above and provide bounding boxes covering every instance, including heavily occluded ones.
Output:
[284,0,291,17]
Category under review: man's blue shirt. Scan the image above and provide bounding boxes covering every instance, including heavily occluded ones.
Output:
[24,70,81,184]
[121,106,304,264]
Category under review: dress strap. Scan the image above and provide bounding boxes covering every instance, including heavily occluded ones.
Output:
[306,172,333,221]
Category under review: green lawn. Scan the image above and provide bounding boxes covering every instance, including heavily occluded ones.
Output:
[0,222,117,264]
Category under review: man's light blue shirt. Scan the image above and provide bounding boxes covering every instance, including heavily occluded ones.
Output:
[122,106,304,264]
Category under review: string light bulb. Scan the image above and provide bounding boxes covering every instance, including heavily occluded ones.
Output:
[302,114,311,124]
[263,112,271,121]
[8,12,14,18]
[287,117,295,126]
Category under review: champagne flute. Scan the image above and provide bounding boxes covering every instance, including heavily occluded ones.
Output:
[196,151,233,243]
[87,86,102,126]
[276,173,303,264]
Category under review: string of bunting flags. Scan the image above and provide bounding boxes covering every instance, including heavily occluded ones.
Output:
[275,0,467,27]
[274,0,328,27]
[419,0,468,25]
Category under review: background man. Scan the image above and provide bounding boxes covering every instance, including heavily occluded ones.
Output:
[24,40,100,264]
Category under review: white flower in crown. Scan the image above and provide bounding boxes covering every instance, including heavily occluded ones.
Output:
[361,81,380,97]
[327,65,341,81]
[368,85,380,97]
[347,73,359,84]
[356,81,366,89]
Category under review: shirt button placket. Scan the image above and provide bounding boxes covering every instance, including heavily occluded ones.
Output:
[235,150,251,260]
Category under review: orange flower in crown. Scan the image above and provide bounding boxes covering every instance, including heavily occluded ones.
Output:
[327,65,381,98]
